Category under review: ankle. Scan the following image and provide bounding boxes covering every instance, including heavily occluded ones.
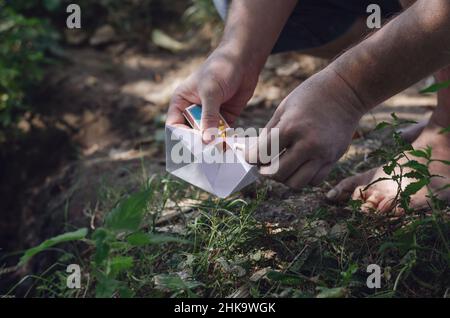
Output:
[422,118,450,143]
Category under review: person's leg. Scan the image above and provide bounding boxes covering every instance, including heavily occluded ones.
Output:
[327,65,450,212]
[326,0,449,212]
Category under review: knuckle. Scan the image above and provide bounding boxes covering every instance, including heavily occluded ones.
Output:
[200,78,224,99]
[281,122,298,140]
[301,138,322,155]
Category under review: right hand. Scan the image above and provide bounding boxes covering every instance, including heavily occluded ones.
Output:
[246,68,365,190]
[166,48,260,142]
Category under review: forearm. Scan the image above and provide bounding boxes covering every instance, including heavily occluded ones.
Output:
[330,0,450,111]
[217,0,297,71]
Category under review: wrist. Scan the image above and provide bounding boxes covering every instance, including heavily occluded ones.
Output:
[328,64,374,114]
[215,39,267,75]
[314,67,368,122]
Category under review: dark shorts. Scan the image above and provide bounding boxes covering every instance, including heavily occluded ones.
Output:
[213,0,402,53]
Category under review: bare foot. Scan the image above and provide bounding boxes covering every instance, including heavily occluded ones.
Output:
[327,121,450,213]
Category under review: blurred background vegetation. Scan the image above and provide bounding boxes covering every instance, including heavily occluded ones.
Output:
[0,0,218,143]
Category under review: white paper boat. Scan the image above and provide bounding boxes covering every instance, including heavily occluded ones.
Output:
[165,125,259,198]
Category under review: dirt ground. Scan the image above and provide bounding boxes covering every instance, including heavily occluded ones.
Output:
[0,40,437,286]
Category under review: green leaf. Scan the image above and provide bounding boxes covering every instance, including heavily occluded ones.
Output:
[403,171,423,180]
[19,228,87,266]
[127,232,151,246]
[316,286,347,298]
[95,272,121,298]
[375,121,391,131]
[402,160,429,176]
[266,271,304,286]
[105,188,152,232]
[402,179,429,197]
[109,256,133,277]
[340,263,358,285]
[409,149,430,160]
[92,228,111,265]
[420,80,450,94]
[383,160,397,175]
[118,286,134,298]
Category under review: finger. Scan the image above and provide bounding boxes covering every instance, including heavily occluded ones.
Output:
[264,96,291,130]
[360,192,385,213]
[310,163,334,186]
[220,89,251,126]
[245,100,289,164]
[380,199,405,217]
[326,168,377,202]
[167,89,198,127]
[245,123,291,166]
[199,84,223,142]
[259,143,308,181]
[265,106,283,130]
[393,205,406,216]
[284,160,323,190]
[378,197,397,214]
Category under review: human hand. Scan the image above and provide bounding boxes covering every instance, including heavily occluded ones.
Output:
[166,47,260,142]
[247,68,366,189]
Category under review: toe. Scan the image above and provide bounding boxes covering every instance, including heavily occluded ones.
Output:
[360,192,385,213]
[326,168,377,203]
[378,197,397,214]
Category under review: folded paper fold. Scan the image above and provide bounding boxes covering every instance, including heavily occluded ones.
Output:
[165,125,259,198]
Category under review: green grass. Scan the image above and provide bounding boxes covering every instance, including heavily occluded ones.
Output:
[5,178,449,298]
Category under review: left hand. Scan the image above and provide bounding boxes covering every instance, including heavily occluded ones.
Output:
[247,68,365,189]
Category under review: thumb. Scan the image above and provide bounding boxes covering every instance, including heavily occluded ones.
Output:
[199,85,222,143]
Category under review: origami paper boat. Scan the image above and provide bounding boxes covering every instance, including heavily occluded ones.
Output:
[165,125,259,198]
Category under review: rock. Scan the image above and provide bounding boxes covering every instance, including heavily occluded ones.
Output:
[90,25,116,46]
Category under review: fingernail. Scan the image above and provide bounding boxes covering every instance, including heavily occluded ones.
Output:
[326,189,338,200]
